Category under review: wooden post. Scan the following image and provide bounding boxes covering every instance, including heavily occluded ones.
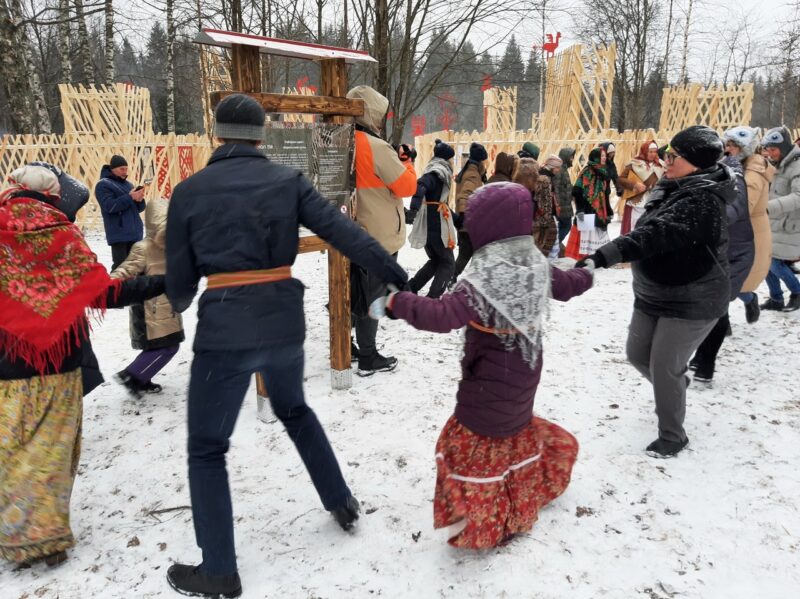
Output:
[320,57,352,390]
[230,44,262,93]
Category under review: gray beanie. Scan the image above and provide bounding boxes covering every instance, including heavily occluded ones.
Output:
[214,94,265,141]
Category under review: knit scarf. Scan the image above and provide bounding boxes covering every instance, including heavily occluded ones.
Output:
[0,192,116,373]
[576,151,610,221]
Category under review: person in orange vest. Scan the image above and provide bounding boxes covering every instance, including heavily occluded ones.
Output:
[346,85,417,376]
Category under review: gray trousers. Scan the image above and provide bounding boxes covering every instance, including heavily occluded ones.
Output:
[626,309,717,443]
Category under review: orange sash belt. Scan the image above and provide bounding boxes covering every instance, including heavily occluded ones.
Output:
[206,266,292,290]
[468,320,519,335]
[424,201,457,249]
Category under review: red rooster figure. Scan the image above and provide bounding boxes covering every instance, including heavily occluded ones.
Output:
[542,32,561,58]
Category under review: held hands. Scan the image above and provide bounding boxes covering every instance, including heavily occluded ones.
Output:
[399,144,417,163]
[368,284,400,320]
[575,258,595,273]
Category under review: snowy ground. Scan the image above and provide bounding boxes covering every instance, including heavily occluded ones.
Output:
[4,226,800,599]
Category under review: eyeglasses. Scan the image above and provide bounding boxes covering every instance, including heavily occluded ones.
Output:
[665,151,684,164]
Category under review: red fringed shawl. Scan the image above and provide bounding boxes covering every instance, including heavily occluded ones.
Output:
[0,193,116,374]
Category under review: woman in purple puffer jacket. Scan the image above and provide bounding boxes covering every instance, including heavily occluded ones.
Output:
[372,182,594,549]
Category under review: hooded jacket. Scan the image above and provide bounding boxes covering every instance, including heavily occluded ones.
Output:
[389,182,592,438]
[347,86,418,254]
[95,165,146,244]
[488,152,517,183]
[721,155,755,299]
[767,144,800,259]
[553,148,576,218]
[595,164,734,320]
[112,197,185,349]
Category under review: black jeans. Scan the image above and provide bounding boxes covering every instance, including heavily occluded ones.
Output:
[187,344,351,576]
[452,231,473,281]
[353,252,397,358]
[110,241,136,270]
[409,239,455,299]
[691,312,730,375]
[557,215,572,244]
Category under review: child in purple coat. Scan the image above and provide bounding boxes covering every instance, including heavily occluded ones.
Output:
[373,182,594,548]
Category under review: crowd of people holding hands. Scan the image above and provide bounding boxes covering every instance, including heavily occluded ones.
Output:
[2,85,799,598]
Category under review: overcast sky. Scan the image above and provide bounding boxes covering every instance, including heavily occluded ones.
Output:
[115,0,798,82]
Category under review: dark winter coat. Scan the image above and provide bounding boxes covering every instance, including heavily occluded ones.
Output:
[553,148,576,218]
[390,184,593,437]
[95,165,146,245]
[721,155,755,300]
[0,276,167,394]
[165,143,408,352]
[409,170,450,247]
[594,164,734,320]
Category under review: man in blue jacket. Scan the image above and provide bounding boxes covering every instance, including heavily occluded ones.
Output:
[94,155,146,268]
[164,94,408,599]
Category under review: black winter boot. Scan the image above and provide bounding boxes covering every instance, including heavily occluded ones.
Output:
[693,364,714,383]
[330,496,360,531]
[760,297,785,311]
[744,294,760,324]
[114,370,143,399]
[166,564,242,598]
[645,437,689,459]
[357,352,398,377]
[784,294,800,312]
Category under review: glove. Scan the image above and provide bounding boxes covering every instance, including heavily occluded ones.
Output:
[399,144,417,163]
[405,208,418,225]
[369,285,400,320]
[575,252,607,269]
[575,258,595,273]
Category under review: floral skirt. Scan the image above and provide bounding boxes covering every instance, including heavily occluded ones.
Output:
[0,370,83,563]
[434,415,578,549]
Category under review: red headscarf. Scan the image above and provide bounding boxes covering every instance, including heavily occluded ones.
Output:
[635,140,660,165]
[0,190,117,373]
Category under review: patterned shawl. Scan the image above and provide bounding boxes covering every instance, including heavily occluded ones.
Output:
[0,190,116,373]
[576,148,610,220]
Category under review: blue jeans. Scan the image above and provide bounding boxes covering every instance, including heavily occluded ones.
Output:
[187,344,351,576]
[765,258,800,300]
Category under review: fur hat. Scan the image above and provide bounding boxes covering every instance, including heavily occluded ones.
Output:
[543,155,563,170]
[214,94,266,141]
[433,139,455,160]
[761,126,794,160]
[722,126,760,158]
[8,165,60,197]
[669,126,723,169]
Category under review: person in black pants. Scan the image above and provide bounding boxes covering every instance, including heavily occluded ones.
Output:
[164,95,408,599]
[94,155,146,269]
[451,143,488,283]
[406,140,457,298]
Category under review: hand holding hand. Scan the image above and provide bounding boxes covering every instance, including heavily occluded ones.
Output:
[399,144,417,163]
[369,284,400,320]
[575,258,595,273]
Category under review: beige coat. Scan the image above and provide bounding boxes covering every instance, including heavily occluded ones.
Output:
[112,198,184,343]
[455,162,486,231]
[740,154,775,293]
[347,85,418,254]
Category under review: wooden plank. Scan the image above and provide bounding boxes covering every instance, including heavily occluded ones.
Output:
[298,234,329,254]
[209,91,364,117]
[230,44,262,93]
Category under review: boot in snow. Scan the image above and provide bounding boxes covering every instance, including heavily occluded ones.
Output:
[744,294,760,324]
[114,370,143,399]
[166,564,242,598]
[646,437,689,459]
[693,364,714,383]
[330,495,361,531]
[784,294,800,312]
[141,381,163,394]
[357,352,398,377]
[760,297,785,311]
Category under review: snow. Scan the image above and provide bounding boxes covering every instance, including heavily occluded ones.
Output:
[4,227,800,599]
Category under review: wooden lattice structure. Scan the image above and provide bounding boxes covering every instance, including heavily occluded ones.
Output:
[659,83,754,132]
[540,44,616,138]
[483,87,517,133]
[59,83,153,138]
[200,47,233,134]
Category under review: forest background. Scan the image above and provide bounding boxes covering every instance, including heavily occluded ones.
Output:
[1,0,799,144]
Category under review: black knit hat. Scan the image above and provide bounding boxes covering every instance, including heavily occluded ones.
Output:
[433,139,455,160]
[669,126,723,169]
[109,155,128,169]
[214,94,265,141]
[469,142,488,162]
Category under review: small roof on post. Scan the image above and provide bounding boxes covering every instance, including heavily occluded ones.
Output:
[194,29,377,64]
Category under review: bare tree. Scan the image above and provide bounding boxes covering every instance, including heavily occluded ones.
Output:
[678,0,693,83]
[166,0,176,131]
[58,0,72,81]
[73,0,94,85]
[104,0,114,83]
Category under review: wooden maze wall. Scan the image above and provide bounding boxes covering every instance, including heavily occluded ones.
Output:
[0,84,213,231]
[659,83,754,132]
